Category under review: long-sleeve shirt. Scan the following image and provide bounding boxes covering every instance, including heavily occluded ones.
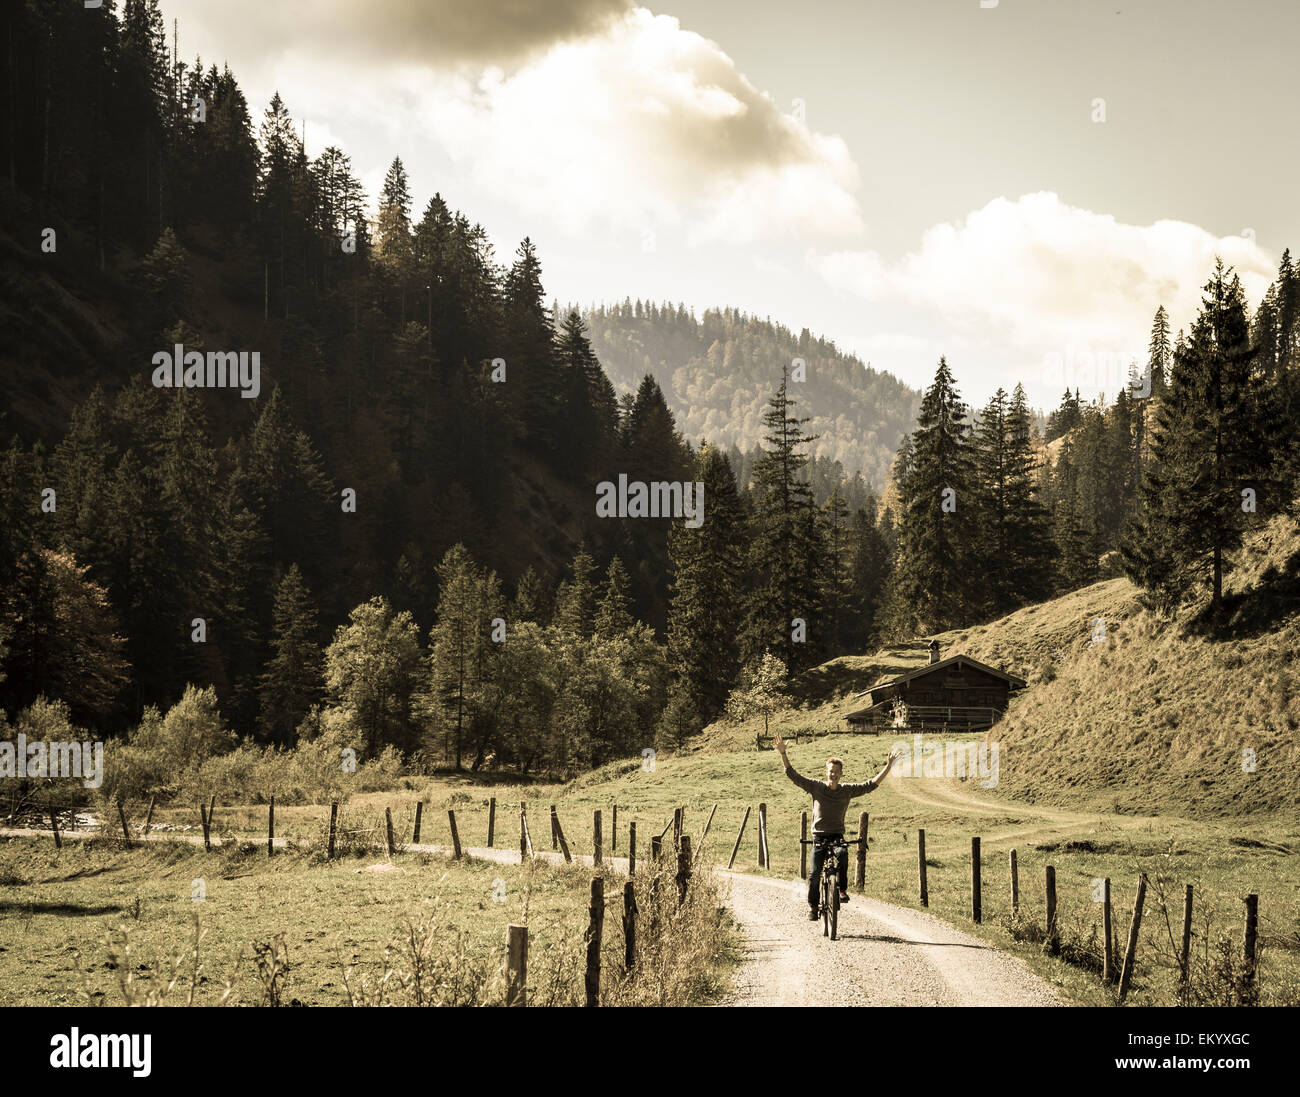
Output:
[783,762,876,834]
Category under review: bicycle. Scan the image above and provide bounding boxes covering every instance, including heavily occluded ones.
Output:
[800,832,859,940]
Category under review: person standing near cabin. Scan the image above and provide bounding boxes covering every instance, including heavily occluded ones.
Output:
[774,731,901,918]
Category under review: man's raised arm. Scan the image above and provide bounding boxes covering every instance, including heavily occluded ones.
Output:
[774,731,818,794]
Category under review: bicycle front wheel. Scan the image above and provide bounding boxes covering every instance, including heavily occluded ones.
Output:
[821,873,831,937]
[829,883,839,940]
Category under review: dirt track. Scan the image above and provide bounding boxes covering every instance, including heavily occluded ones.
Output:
[717,870,1065,1006]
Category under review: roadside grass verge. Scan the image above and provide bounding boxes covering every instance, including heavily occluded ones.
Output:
[0,836,739,1007]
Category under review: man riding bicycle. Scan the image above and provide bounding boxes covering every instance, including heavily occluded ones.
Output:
[774,731,901,919]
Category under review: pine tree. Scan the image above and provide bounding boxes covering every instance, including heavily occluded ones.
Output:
[892,358,980,632]
[502,238,560,453]
[665,443,745,729]
[554,310,614,473]
[847,499,892,649]
[427,544,497,769]
[742,374,823,675]
[1147,305,1172,396]
[1005,384,1055,598]
[511,566,550,624]
[817,484,854,657]
[553,545,598,639]
[595,557,634,638]
[258,565,322,745]
[377,156,414,319]
[1122,260,1283,609]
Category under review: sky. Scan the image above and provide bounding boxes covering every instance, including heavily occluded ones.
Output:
[165,0,1300,409]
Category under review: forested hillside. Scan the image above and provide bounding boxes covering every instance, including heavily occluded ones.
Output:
[2,1,1296,790]
[583,302,920,487]
[0,0,890,778]
[0,0,700,761]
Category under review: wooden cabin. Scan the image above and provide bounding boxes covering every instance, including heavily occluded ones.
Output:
[844,641,1025,732]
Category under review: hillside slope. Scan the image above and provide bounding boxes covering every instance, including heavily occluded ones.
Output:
[990,512,1300,819]
[583,303,920,486]
[692,513,1299,820]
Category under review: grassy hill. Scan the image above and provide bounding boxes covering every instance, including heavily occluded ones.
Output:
[691,511,1299,821]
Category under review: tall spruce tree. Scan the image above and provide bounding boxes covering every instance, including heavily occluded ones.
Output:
[817,484,854,657]
[1122,260,1282,609]
[1004,384,1055,600]
[665,442,745,730]
[892,358,980,632]
[742,374,822,675]
[258,565,323,745]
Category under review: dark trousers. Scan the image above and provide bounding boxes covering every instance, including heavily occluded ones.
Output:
[808,834,848,908]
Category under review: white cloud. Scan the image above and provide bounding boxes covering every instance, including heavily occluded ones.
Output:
[816,192,1275,369]
[415,8,863,245]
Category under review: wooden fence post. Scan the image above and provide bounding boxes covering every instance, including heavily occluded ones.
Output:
[593,809,603,866]
[585,877,604,1007]
[448,810,462,858]
[208,795,216,838]
[651,835,662,863]
[728,807,750,870]
[555,812,573,863]
[623,880,637,974]
[412,801,423,844]
[487,797,496,847]
[758,803,768,868]
[800,812,808,880]
[1009,849,1018,912]
[697,804,717,862]
[1103,877,1114,984]
[506,925,528,1007]
[521,805,534,860]
[1045,865,1059,955]
[117,800,132,846]
[143,795,156,837]
[327,801,338,859]
[551,804,559,850]
[1179,884,1193,985]
[383,806,395,857]
[855,812,868,891]
[677,836,692,906]
[1243,893,1259,994]
[200,802,211,852]
[612,805,617,851]
[49,799,61,850]
[673,807,683,852]
[971,836,981,924]
[267,796,275,857]
[1117,873,1148,1002]
[629,822,636,876]
[917,828,928,907]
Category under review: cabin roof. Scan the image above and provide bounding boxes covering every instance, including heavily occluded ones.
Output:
[878,653,1026,691]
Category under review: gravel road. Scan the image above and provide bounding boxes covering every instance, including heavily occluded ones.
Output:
[718,870,1064,1007]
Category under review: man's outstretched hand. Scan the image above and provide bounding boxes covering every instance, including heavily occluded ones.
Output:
[774,731,787,761]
